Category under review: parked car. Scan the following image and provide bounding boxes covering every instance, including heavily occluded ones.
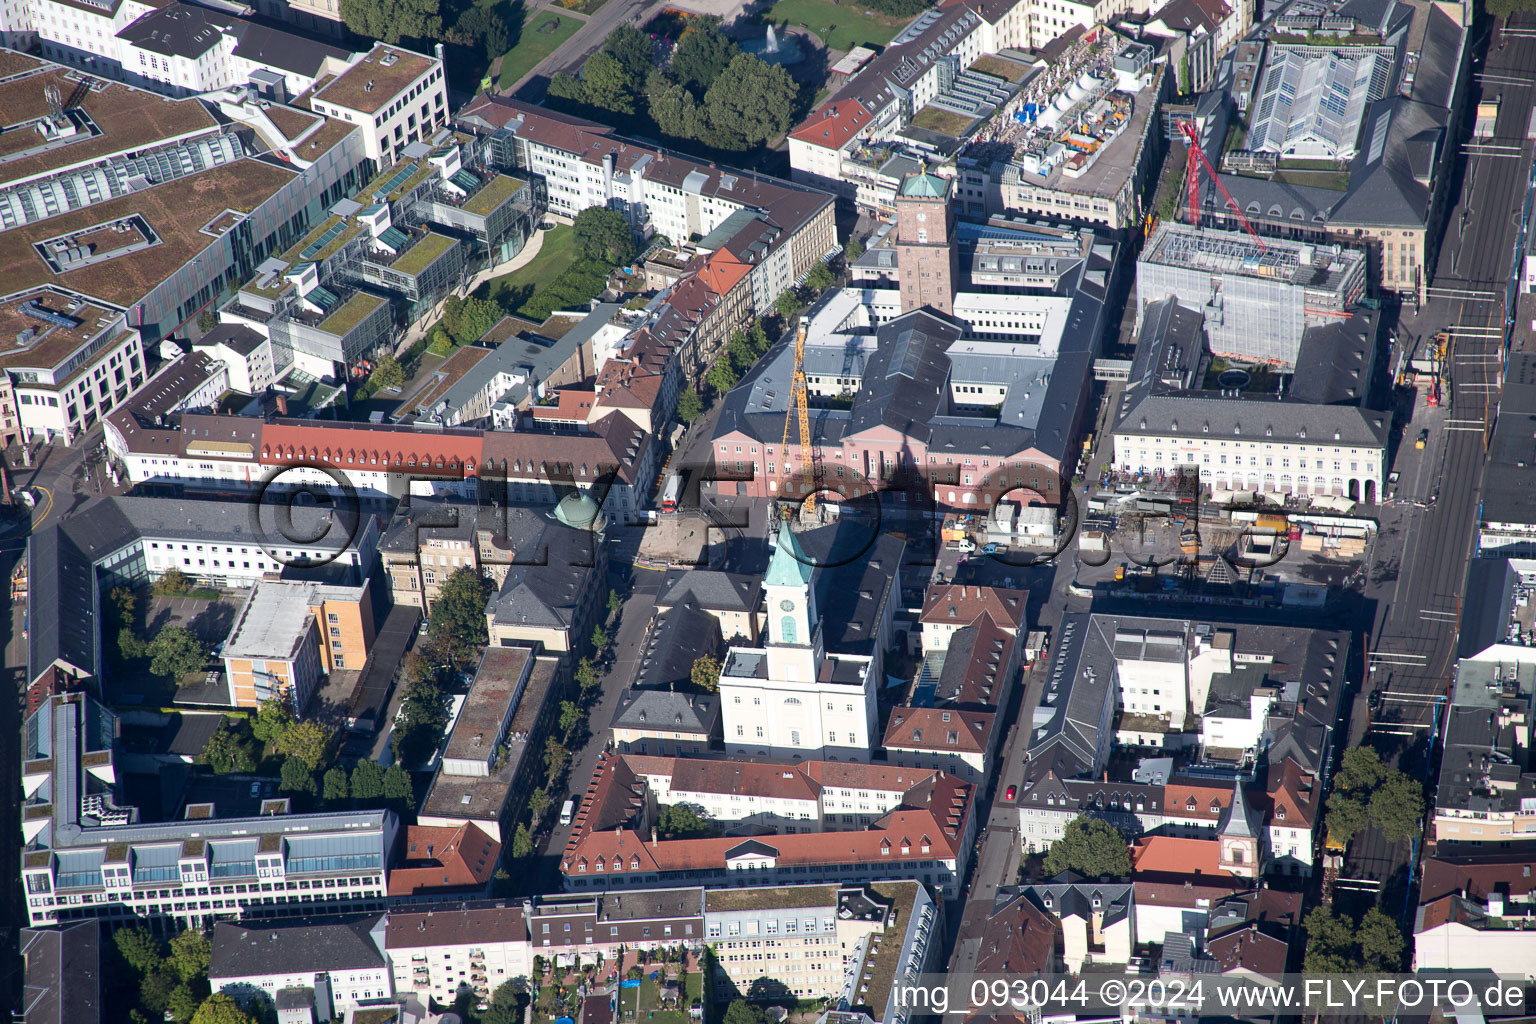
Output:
[1004,784,1017,801]
[1415,429,1429,449]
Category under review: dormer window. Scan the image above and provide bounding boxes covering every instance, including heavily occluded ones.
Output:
[1275,807,1286,820]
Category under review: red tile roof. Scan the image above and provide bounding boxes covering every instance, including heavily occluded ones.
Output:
[388,821,501,896]
[696,250,753,297]
[976,892,1056,976]
[560,754,972,881]
[789,99,875,151]
[260,419,481,476]
[1257,758,1318,828]
[1131,836,1220,876]
[920,585,1028,631]
[884,707,994,754]
[1207,924,1289,978]
[530,384,597,424]
[1420,852,1536,904]
[1164,778,1233,822]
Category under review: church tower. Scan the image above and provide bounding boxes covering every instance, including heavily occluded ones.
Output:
[763,519,823,683]
[1217,780,1263,877]
[894,173,958,315]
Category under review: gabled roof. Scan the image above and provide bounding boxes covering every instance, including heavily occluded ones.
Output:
[387,821,501,896]
[211,915,384,979]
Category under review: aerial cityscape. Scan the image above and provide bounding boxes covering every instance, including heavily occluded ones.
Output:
[1,0,1534,1015]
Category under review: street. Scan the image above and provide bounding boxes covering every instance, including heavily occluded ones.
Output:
[1334,12,1534,913]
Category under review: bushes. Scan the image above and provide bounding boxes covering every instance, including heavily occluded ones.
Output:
[520,257,613,321]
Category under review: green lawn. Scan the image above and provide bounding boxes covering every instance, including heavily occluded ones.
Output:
[484,223,577,312]
[764,0,907,51]
[497,9,582,89]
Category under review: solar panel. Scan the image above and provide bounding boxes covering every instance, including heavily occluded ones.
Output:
[299,220,349,261]
[372,163,417,201]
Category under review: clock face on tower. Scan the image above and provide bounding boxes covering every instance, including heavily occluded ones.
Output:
[780,599,796,612]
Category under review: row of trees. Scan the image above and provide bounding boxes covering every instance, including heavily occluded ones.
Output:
[1324,746,1425,845]
[505,590,622,865]
[547,22,798,154]
[1302,904,1405,972]
[110,925,238,1024]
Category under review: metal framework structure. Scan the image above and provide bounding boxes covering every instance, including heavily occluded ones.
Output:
[1181,121,1267,251]
[781,316,816,516]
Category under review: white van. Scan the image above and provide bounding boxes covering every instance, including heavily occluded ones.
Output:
[560,798,576,826]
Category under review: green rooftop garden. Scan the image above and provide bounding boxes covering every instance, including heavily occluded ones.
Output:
[463,173,527,217]
[320,292,386,336]
[392,232,458,276]
[910,105,976,137]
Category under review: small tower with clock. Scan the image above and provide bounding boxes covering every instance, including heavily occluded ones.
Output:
[893,172,957,315]
[763,518,823,682]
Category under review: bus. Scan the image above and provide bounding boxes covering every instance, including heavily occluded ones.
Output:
[660,473,682,513]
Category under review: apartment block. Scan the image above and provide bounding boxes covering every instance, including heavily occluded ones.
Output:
[210,916,393,1019]
[385,905,530,1008]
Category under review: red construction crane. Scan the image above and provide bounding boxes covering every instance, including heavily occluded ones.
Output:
[1180,121,1267,251]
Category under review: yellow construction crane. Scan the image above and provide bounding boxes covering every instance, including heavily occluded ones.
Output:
[781,316,816,517]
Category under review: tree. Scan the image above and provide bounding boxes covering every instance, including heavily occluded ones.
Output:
[383,762,415,810]
[199,718,257,774]
[703,54,796,149]
[648,74,709,143]
[370,353,405,392]
[723,1000,768,1024]
[197,310,219,333]
[430,566,492,663]
[774,289,803,320]
[805,262,835,292]
[845,237,865,261]
[591,624,609,651]
[676,388,703,423]
[1368,773,1425,842]
[191,993,257,1024]
[574,207,637,266]
[581,51,639,116]
[337,0,441,43]
[607,589,623,617]
[1357,906,1405,971]
[658,803,715,839]
[1336,746,1387,793]
[575,657,600,694]
[604,24,653,83]
[395,672,450,767]
[167,984,205,1024]
[119,627,148,661]
[545,736,570,778]
[322,766,350,803]
[251,696,294,745]
[272,719,335,772]
[1041,815,1132,878]
[705,358,739,395]
[140,967,179,1017]
[1302,906,1354,973]
[351,759,386,801]
[1324,793,1368,845]
[511,822,535,859]
[691,653,721,693]
[441,294,466,338]
[452,296,504,345]
[529,787,551,820]
[483,980,524,1024]
[450,4,510,60]
[156,566,192,595]
[168,929,211,983]
[114,927,165,976]
[670,21,739,92]
[559,700,581,736]
[279,756,317,798]
[148,626,207,679]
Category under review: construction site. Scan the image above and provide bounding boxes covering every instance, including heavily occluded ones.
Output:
[1137,221,1369,368]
